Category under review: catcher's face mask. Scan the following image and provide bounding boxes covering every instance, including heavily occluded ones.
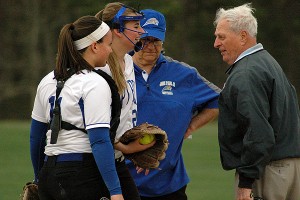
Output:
[109,5,147,52]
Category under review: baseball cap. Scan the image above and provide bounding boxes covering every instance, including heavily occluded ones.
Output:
[140,9,166,41]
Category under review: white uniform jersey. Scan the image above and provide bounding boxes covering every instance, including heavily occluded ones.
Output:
[101,54,137,158]
[31,70,112,156]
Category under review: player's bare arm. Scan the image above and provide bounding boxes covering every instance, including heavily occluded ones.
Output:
[184,108,219,139]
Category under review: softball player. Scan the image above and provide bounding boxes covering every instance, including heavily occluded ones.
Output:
[30,16,125,200]
[95,3,154,200]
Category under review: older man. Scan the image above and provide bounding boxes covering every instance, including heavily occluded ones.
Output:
[214,3,300,200]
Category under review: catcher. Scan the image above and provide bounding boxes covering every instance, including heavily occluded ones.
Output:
[118,122,169,169]
[22,123,166,200]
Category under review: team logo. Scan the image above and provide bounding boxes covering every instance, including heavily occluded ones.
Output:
[160,81,175,95]
[100,197,109,200]
[142,18,159,27]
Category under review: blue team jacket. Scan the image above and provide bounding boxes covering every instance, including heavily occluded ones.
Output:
[126,53,221,197]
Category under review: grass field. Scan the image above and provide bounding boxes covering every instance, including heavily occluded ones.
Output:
[0,120,234,200]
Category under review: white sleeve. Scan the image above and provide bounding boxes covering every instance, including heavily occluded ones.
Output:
[83,75,112,130]
[31,73,56,123]
[31,87,48,123]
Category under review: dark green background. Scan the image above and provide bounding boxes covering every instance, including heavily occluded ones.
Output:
[1,0,299,119]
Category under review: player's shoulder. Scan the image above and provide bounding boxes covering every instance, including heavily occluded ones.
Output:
[38,71,56,89]
[98,64,112,77]
[64,70,110,97]
[39,70,55,81]
[163,55,198,73]
[70,70,109,86]
[125,54,133,68]
[124,53,134,76]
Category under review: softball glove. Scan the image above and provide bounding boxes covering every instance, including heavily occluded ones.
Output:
[20,182,39,200]
[119,122,168,169]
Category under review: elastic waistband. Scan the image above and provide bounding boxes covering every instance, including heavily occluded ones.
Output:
[44,153,93,162]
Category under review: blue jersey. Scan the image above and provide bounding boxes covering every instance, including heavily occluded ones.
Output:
[126,54,220,196]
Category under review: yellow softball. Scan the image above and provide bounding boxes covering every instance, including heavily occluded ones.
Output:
[139,134,155,145]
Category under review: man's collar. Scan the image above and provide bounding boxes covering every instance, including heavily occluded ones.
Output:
[234,43,264,64]
[225,43,264,74]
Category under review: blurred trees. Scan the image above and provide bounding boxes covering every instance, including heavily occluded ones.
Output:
[1,0,299,119]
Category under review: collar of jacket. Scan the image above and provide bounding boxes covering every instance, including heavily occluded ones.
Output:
[225,43,264,75]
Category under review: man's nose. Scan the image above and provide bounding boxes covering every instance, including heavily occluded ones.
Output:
[214,38,220,48]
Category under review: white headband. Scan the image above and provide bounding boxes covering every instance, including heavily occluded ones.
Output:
[74,22,110,50]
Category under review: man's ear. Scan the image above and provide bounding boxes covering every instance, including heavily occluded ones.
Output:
[240,30,248,46]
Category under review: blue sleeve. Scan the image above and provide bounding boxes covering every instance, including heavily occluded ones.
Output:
[204,97,219,109]
[88,127,122,195]
[30,119,48,182]
[193,69,221,110]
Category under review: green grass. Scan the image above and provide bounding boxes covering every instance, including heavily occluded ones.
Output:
[182,123,234,199]
[0,121,33,200]
[0,121,234,200]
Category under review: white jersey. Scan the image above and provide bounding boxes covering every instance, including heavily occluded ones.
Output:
[31,70,112,156]
[101,54,137,157]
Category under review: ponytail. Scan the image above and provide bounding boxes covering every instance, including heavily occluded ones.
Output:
[54,16,103,80]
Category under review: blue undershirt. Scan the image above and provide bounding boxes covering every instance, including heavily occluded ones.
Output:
[88,128,121,195]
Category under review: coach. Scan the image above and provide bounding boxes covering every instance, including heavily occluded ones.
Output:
[214,3,300,200]
[127,9,221,200]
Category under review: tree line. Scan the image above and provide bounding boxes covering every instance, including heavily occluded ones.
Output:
[1,0,299,119]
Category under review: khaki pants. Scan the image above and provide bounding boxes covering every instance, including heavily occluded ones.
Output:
[235,158,300,200]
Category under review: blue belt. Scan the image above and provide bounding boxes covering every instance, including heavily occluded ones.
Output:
[44,153,91,162]
[44,153,124,163]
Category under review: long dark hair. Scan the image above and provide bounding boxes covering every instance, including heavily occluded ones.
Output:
[54,16,103,80]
